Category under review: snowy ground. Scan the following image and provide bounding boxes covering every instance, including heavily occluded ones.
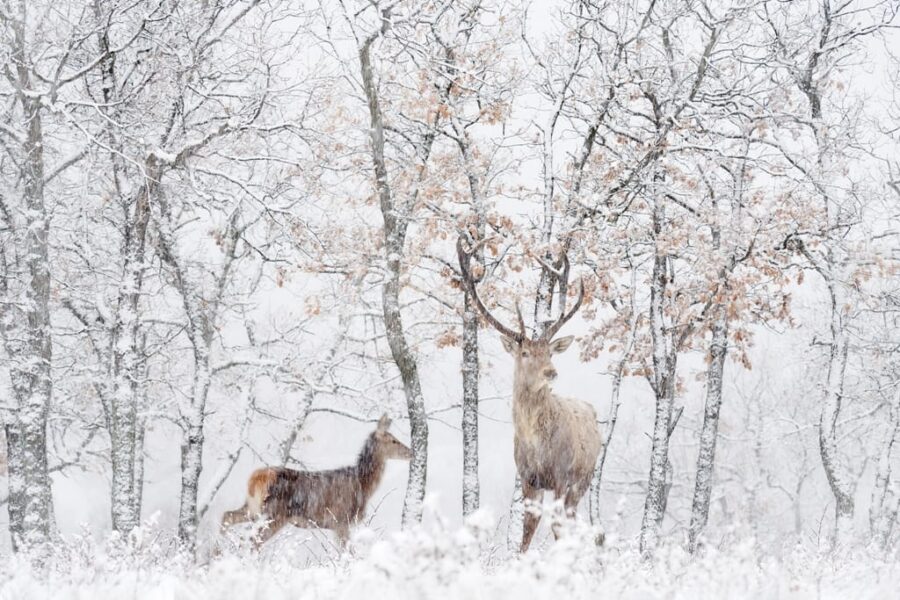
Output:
[2,513,898,600]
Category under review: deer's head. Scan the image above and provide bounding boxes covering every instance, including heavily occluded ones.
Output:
[374,414,413,460]
[501,335,575,393]
[457,237,583,393]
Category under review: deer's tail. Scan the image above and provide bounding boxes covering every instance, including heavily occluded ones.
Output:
[247,467,278,516]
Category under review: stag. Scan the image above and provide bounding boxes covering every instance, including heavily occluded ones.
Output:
[221,414,412,548]
[458,237,602,552]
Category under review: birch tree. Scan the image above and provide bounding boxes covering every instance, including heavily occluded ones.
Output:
[0,0,108,550]
[423,0,521,517]
[52,0,182,535]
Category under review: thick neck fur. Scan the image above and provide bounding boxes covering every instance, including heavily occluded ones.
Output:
[356,433,386,498]
[512,367,555,440]
[513,367,553,407]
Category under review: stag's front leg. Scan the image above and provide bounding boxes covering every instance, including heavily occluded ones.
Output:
[521,481,544,552]
[550,481,582,541]
[563,479,589,519]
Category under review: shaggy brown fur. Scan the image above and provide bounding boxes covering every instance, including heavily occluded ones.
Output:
[221,414,411,548]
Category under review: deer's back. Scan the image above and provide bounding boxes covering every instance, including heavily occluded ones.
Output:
[252,466,366,527]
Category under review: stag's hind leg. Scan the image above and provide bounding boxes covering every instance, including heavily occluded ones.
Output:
[521,481,544,553]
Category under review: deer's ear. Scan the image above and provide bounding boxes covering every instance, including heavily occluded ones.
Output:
[550,336,574,354]
[377,413,391,432]
[500,336,518,354]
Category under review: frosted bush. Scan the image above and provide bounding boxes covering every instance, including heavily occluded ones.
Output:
[2,513,899,600]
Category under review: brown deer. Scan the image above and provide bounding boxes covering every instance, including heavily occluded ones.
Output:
[221,414,412,548]
[458,237,602,552]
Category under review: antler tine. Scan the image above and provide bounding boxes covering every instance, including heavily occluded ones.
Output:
[514,302,527,340]
[542,277,585,340]
[457,236,525,342]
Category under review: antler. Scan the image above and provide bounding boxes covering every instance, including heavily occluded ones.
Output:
[541,276,584,340]
[457,236,526,342]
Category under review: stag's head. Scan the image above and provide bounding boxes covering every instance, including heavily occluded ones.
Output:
[374,414,413,460]
[457,237,583,393]
[501,334,575,392]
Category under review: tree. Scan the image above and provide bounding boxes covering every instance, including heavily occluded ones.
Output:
[0,0,107,550]
[355,1,437,526]
[763,0,898,544]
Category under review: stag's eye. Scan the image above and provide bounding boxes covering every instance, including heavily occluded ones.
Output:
[521,351,529,358]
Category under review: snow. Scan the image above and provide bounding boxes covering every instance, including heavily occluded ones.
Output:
[2,520,899,599]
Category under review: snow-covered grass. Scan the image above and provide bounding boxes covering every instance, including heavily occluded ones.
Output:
[2,514,898,600]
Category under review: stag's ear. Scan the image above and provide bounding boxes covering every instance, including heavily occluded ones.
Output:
[377,413,391,433]
[500,335,518,354]
[549,335,575,354]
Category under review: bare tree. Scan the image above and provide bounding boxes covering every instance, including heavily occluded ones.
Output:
[0,0,108,550]
[764,0,898,544]
[355,1,438,525]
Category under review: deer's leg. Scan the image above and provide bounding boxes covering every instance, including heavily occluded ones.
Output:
[550,481,580,541]
[335,524,351,550]
[564,479,589,518]
[252,518,287,550]
[570,477,604,546]
[221,502,252,531]
[521,481,544,553]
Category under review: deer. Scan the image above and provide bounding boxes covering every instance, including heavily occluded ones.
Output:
[458,236,602,552]
[221,414,412,549]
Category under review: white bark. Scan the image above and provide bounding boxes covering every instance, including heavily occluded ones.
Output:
[640,184,677,558]
[461,290,480,516]
[93,11,152,535]
[687,307,728,552]
[819,291,854,541]
[156,201,243,545]
[177,365,211,543]
[359,22,429,526]
[0,3,56,549]
[870,386,900,548]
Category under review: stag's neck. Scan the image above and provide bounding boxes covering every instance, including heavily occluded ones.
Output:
[355,434,386,499]
[513,371,553,406]
[512,372,555,434]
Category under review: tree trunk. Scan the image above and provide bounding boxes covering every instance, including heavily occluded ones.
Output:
[108,173,153,534]
[870,386,900,549]
[461,289,480,516]
[456,131,484,520]
[1,79,55,550]
[96,10,153,532]
[381,270,429,526]
[687,306,728,552]
[819,281,854,544]
[359,32,428,526]
[640,194,676,559]
[177,365,211,543]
